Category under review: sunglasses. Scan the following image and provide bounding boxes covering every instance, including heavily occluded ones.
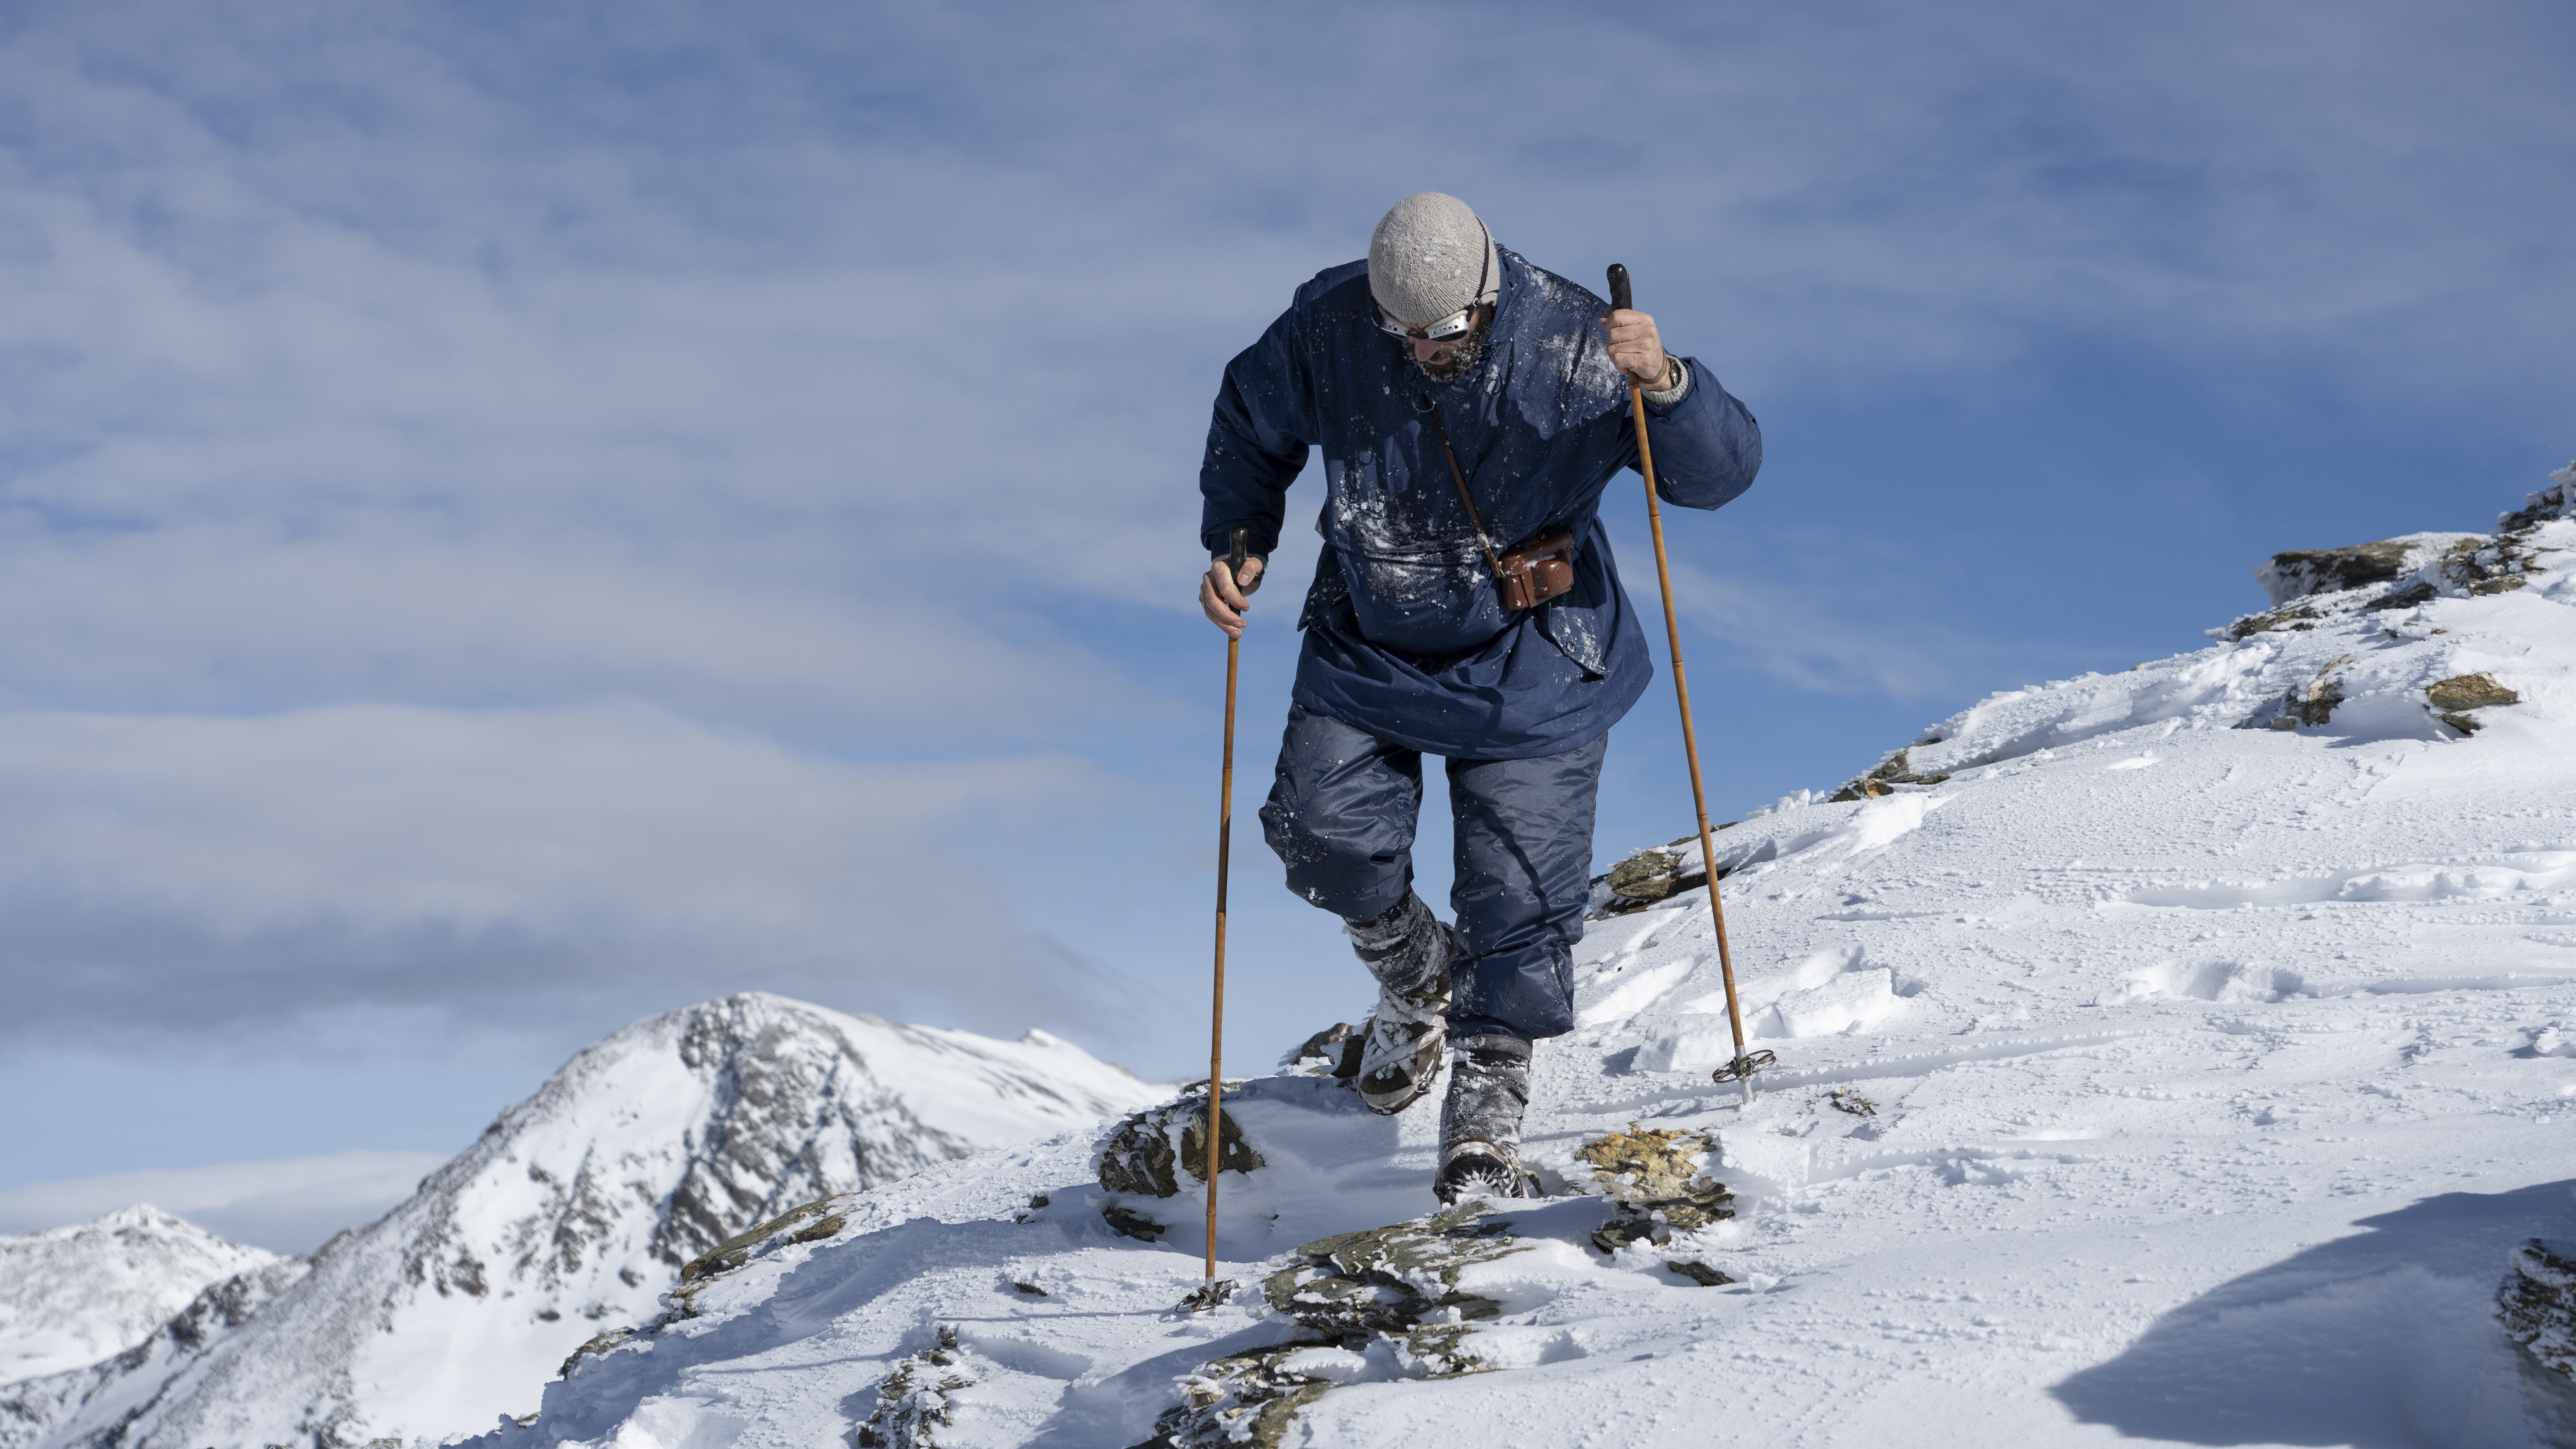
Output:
[1374,301,1483,343]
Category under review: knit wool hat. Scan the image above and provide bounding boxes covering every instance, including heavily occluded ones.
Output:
[1367,193,1500,327]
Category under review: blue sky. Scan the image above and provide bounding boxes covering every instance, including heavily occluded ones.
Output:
[1,0,2570,1196]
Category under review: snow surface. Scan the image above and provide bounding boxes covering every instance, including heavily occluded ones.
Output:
[6,994,1161,1449]
[0,1207,275,1387]
[476,472,2576,1447]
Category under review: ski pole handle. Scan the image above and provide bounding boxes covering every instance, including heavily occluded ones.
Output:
[1607,263,1633,314]
[1226,527,1247,576]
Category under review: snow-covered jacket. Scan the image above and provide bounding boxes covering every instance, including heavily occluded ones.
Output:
[1198,246,1762,758]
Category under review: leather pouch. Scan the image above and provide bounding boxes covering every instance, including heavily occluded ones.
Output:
[1494,527,1577,612]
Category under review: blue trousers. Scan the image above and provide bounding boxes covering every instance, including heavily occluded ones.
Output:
[1257,704,1605,1041]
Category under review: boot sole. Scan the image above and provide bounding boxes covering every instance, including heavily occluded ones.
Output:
[1357,1047,1443,1115]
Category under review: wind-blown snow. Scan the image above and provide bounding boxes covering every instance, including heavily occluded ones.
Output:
[465,471,2576,1448]
[4,994,1160,1449]
[0,1208,274,1387]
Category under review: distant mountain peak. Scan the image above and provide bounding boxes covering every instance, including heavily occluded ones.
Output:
[5,994,1160,1448]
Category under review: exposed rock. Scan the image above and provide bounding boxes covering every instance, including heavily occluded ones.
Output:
[1591,828,1738,918]
[2498,466,2576,534]
[2443,712,2483,736]
[557,1327,632,1380]
[1828,747,1953,803]
[2256,539,2417,605]
[1095,1086,1263,1200]
[2235,657,2349,731]
[1138,1204,1527,1448]
[1280,1023,1362,1078]
[2502,1239,2576,1381]
[1575,1126,1735,1252]
[1827,1088,1879,1118]
[1101,1207,1164,1244]
[666,1198,846,1322]
[856,1325,972,1448]
[2427,673,2519,711]
[1665,1260,1735,1287]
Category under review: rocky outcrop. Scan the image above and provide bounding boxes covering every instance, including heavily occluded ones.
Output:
[1139,1204,1527,1448]
[1828,746,1952,802]
[2256,539,2421,606]
[1575,1126,1735,1252]
[2502,1238,2576,1380]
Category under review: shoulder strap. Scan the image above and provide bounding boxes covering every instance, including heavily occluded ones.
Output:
[1425,405,1507,579]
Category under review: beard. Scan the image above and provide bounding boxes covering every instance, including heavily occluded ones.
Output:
[1407,319,1490,384]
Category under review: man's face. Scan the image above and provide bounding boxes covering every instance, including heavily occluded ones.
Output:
[1404,304,1493,383]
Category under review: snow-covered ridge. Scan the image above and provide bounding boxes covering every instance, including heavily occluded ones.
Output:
[5,993,1160,1449]
[0,1208,275,1388]
[477,464,2576,1447]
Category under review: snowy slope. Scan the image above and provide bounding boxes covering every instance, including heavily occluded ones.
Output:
[479,468,2576,1448]
[9,993,1160,1449]
[0,1208,275,1387]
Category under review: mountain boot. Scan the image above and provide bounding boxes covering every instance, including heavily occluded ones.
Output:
[1435,1034,1543,1203]
[1346,892,1454,1115]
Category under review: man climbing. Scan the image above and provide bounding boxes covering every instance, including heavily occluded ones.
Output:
[1196,193,1761,1202]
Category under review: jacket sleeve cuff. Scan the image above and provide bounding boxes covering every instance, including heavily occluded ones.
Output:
[1642,357,1692,409]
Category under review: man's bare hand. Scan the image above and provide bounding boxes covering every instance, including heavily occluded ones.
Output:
[1200,553,1266,638]
[1603,308,1672,390]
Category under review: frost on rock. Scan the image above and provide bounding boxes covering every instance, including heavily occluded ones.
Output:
[2233,654,2351,731]
[1574,1126,1735,1252]
[1142,1205,1524,1448]
[1097,1086,1266,1199]
[1095,1084,1267,1241]
[1827,745,1954,803]
[2501,1240,2576,1380]
[856,1325,974,1449]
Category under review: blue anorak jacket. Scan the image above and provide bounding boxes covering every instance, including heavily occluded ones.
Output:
[1199,246,1761,760]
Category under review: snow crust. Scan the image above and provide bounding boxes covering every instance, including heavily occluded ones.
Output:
[472,478,2576,1447]
[5,994,1159,1449]
[0,1208,274,1387]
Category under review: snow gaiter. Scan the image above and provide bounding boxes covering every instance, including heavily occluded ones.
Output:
[1345,891,1452,1002]
[1346,891,1454,1115]
[1437,1033,1539,1202]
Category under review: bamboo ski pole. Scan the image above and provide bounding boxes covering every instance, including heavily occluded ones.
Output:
[1608,265,1770,1105]
[1204,527,1248,1280]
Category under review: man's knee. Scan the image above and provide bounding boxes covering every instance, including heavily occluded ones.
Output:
[1260,707,1420,920]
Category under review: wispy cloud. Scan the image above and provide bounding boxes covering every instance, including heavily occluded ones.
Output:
[0,0,2564,1108]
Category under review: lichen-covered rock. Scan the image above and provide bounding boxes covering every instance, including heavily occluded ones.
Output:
[1263,1202,1526,1337]
[665,1197,848,1318]
[1592,829,1737,917]
[1576,1126,1735,1252]
[1143,1205,1524,1447]
[2501,1239,2576,1380]
[2443,526,2560,597]
[1096,1086,1263,1199]
[2427,672,2519,711]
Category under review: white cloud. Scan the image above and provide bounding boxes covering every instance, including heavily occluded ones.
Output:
[0,704,1142,1039]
